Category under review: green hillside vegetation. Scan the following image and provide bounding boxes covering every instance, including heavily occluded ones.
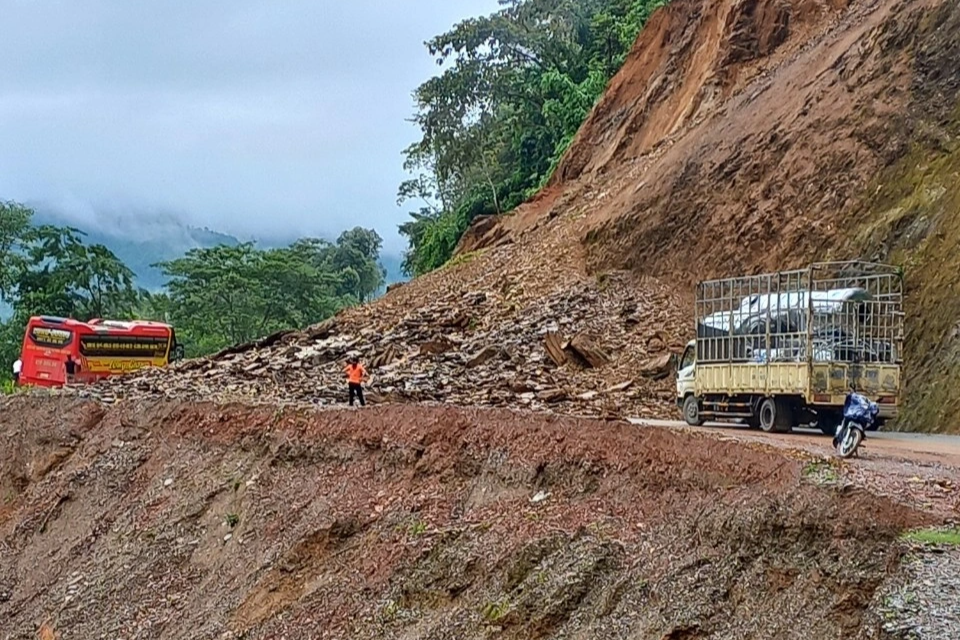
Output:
[398,0,667,276]
[0,201,385,382]
[847,100,960,433]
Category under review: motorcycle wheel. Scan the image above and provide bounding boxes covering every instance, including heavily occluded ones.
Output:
[836,425,863,458]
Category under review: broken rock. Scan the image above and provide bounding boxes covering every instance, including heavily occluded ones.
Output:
[466,346,502,369]
[418,337,456,356]
[564,335,612,369]
[544,331,568,367]
[604,380,634,394]
[639,353,676,381]
[537,389,568,403]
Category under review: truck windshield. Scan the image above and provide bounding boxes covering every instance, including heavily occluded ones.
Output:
[680,345,696,370]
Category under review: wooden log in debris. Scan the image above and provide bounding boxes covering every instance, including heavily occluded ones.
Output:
[563,334,611,369]
[544,331,568,367]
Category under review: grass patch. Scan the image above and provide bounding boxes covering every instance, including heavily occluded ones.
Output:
[445,249,484,270]
[802,461,839,484]
[481,598,511,622]
[408,519,428,536]
[901,526,960,546]
[380,598,404,622]
[842,116,960,433]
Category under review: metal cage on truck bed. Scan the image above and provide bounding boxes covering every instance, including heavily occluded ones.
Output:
[693,261,903,408]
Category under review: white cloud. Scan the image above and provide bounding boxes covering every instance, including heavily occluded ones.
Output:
[0,0,501,253]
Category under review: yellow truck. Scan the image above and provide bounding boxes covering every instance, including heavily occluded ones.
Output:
[675,262,903,434]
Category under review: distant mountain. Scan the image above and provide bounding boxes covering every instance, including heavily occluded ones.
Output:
[11,205,406,302]
[32,209,242,291]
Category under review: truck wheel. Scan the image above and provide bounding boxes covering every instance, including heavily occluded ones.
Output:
[759,398,792,433]
[683,395,705,427]
[817,410,843,437]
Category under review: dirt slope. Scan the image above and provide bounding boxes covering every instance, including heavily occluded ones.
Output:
[81,0,959,431]
[558,0,960,431]
[444,0,960,432]
[2,395,950,639]
[6,2,960,637]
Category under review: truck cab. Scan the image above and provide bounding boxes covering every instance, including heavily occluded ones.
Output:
[676,340,700,424]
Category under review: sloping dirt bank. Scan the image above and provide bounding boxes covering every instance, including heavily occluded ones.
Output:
[0,396,944,639]
[434,0,960,433]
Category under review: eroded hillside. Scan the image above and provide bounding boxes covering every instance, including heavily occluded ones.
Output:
[5,1,960,637]
[458,0,960,433]
[3,396,957,639]
[87,0,960,432]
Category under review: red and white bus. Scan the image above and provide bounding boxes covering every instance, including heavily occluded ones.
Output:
[17,315,183,387]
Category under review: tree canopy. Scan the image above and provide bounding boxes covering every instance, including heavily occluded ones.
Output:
[398,0,667,276]
[0,201,385,382]
[157,229,384,356]
[0,201,143,383]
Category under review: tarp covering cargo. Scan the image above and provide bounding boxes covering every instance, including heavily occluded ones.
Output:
[695,263,902,365]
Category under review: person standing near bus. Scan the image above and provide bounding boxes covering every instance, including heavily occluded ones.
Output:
[344,355,367,407]
[12,358,21,385]
[65,356,77,384]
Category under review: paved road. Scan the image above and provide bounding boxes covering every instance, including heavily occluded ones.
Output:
[628,417,960,463]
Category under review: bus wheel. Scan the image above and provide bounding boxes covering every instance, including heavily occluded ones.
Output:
[683,395,705,427]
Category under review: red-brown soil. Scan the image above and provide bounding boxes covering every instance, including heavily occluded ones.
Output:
[0,396,941,639]
[7,0,960,636]
[433,0,960,432]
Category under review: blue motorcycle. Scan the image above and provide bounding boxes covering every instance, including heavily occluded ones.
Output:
[833,391,880,458]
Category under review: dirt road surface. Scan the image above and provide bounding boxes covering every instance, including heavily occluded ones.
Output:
[628,418,960,467]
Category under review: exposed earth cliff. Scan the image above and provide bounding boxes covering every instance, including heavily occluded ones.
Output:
[5,0,960,637]
[92,0,960,433]
[2,396,958,639]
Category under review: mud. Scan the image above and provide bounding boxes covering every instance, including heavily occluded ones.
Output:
[0,396,941,639]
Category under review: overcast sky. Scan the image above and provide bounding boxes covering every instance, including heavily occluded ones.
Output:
[0,0,501,253]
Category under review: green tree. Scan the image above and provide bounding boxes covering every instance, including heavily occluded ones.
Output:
[157,231,383,357]
[398,0,668,276]
[0,202,143,386]
[289,228,386,303]
[16,225,141,320]
[0,201,33,300]
[332,228,386,301]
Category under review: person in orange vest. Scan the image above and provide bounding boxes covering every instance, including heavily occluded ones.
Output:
[344,355,367,407]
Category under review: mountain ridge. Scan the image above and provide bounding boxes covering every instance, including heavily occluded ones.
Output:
[30,208,406,292]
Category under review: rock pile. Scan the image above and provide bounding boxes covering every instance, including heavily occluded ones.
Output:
[77,271,689,419]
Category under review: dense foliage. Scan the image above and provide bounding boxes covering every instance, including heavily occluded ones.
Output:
[398,0,667,276]
[0,201,143,383]
[0,201,385,382]
[154,229,385,356]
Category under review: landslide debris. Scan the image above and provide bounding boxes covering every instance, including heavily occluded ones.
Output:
[552,0,960,430]
[82,269,687,419]
[0,396,946,639]
[84,0,960,432]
